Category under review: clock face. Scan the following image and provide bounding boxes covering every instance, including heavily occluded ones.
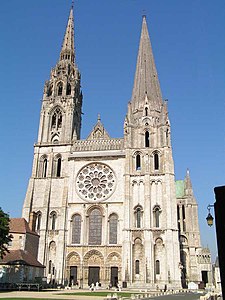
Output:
[76,163,116,202]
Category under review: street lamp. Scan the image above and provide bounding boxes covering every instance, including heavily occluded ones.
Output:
[206,204,214,227]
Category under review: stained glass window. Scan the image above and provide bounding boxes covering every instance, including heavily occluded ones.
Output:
[72,214,81,244]
[89,208,102,245]
[109,214,118,244]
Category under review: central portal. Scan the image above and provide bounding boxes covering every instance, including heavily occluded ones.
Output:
[111,267,118,287]
[88,267,100,285]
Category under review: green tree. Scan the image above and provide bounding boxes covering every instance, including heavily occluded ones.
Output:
[0,208,12,259]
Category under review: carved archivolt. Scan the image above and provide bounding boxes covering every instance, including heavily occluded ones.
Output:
[67,252,81,265]
[76,163,116,202]
[83,249,104,265]
[106,252,122,266]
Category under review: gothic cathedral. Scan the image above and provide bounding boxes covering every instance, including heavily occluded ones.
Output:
[22,6,212,289]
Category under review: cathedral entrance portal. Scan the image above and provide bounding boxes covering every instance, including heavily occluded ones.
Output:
[110,267,118,287]
[88,267,100,286]
[70,266,77,286]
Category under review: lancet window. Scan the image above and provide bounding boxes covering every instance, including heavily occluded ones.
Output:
[72,214,81,244]
[134,205,143,228]
[39,156,48,178]
[53,155,62,177]
[47,84,53,97]
[153,205,161,228]
[51,108,62,131]
[66,83,71,95]
[109,214,118,244]
[50,211,57,230]
[145,131,150,147]
[36,212,41,231]
[57,82,63,96]
[145,107,148,116]
[154,152,159,170]
[136,154,141,170]
[88,208,102,245]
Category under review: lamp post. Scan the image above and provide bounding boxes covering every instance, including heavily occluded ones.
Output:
[206,204,214,227]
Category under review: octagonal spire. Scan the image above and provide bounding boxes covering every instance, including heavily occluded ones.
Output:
[131,16,163,111]
[59,6,75,63]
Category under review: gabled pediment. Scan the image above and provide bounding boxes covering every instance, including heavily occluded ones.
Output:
[87,115,110,140]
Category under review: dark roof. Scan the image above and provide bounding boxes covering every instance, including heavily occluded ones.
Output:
[0,250,44,268]
[9,218,38,236]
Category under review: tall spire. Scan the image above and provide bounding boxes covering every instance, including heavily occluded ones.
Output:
[131,16,162,111]
[185,169,193,196]
[59,6,75,63]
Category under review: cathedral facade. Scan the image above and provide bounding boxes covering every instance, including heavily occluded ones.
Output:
[22,7,212,289]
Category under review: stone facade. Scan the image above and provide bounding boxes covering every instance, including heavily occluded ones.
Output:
[22,7,212,289]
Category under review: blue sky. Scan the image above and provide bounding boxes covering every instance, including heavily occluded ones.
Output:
[0,0,224,260]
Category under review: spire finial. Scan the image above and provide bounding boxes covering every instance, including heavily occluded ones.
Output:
[97,113,101,121]
[142,9,146,18]
[72,0,74,9]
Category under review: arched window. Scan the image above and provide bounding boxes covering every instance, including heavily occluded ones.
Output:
[145,131,150,147]
[66,83,71,95]
[51,114,56,129]
[135,260,140,274]
[72,214,81,244]
[136,154,141,170]
[39,156,48,178]
[47,84,53,97]
[145,107,148,116]
[154,153,159,170]
[109,214,118,244]
[57,82,63,96]
[156,260,160,274]
[51,108,62,131]
[56,157,61,177]
[153,206,161,228]
[36,213,41,231]
[89,208,102,245]
[43,158,47,178]
[50,212,57,230]
[136,208,141,228]
[134,206,143,228]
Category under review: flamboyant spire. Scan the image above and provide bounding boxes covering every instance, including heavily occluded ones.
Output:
[131,16,162,111]
[59,6,75,63]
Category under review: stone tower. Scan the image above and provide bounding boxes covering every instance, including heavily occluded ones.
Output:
[176,170,212,287]
[122,16,181,287]
[22,6,82,282]
[38,7,82,144]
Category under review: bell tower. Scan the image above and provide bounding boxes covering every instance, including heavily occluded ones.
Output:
[37,6,82,144]
[122,16,181,288]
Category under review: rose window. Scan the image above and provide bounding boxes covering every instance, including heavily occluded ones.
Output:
[76,163,116,201]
